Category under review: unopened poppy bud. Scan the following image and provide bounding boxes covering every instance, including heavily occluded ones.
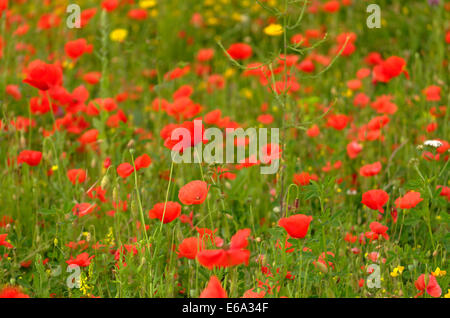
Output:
[225,213,233,220]
[90,158,96,168]
[432,249,438,257]
[113,186,119,203]
[20,136,26,148]
[127,139,135,149]
[101,174,110,189]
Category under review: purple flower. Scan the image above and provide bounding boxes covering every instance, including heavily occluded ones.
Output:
[428,0,440,6]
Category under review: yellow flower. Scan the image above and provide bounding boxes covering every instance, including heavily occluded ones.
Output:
[390,265,404,277]
[110,29,128,42]
[240,88,253,99]
[82,231,91,242]
[51,165,58,171]
[264,24,283,36]
[390,268,399,277]
[445,289,450,298]
[224,68,235,79]
[431,267,446,277]
[150,9,158,18]
[139,0,156,9]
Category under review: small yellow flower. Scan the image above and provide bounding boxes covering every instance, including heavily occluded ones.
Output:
[110,29,128,42]
[139,0,156,9]
[391,265,405,277]
[82,231,91,242]
[264,24,283,36]
[150,9,158,18]
[207,17,219,26]
[224,68,235,79]
[344,89,353,97]
[51,165,58,171]
[431,267,446,277]
[445,289,450,298]
[390,268,399,277]
[240,88,253,99]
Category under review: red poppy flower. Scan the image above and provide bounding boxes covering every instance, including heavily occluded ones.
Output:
[178,180,208,205]
[306,124,320,137]
[72,203,96,218]
[359,162,382,177]
[65,38,93,60]
[226,43,252,60]
[148,202,181,224]
[0,286,30,298]
[437,185,450,201]
[5,84,21,100]
[116,163,134,178]
[373,56,408,83]
[0,234,13,249]
[199,276,227,298]
[327,114,349,130]
[0,0,8,13]
[415,274,441,298]
[204,109,222,125]
[347,141,363,159]
[323,0,340,13]
[197,229,251,269]
[242,288,266,298]
[163,120,207,152]
[134,154,152,170]
[82,72,102,85]
[394,191,423,209]
[278,214,313,239]
[260,143,282,164]
[197,48,214,62]
[17,150,42,167]
[23,60,63,91]
[78,129,99,144]
[128,9,148,20]
[177,237,205,259]
[361,189,389,213]
[293,172,313,186]
[66,252,95,268]
[101,0,119,12]
[67,169,87,185]
[423,85,441,101]
[366,221,389,241]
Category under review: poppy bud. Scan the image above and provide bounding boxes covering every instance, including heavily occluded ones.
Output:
[113,186,119,203]
[101,174,110,189]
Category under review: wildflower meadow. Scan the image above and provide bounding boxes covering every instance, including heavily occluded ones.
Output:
[0,0,449,302]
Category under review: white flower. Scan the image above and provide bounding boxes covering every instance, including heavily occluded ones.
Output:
[424,140,443,148]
